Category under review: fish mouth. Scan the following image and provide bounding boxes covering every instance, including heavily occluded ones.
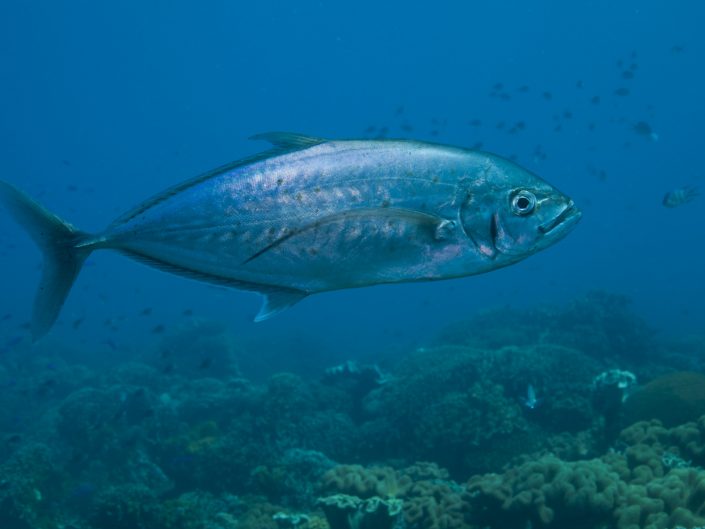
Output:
[538,201,582,235]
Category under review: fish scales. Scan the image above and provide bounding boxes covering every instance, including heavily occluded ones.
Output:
[109,141,464,288]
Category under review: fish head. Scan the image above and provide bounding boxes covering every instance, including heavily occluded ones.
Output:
[460,156,581,260]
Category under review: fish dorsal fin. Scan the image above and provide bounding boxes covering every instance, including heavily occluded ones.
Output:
[255,289,307,322]
[110,135,326,229]
[249,132,326,149]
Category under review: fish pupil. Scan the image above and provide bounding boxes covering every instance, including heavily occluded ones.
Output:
[516,197,530,210]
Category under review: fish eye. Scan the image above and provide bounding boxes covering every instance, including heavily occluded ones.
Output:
[511,191,536,216]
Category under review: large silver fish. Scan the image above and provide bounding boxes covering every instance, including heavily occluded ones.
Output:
[0,133,581,339]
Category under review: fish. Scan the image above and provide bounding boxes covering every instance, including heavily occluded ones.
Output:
[0,132,581,339]
[614,87,630,97]
[663,186,699,208]
[523,384,541,409]
[632,121,659,141]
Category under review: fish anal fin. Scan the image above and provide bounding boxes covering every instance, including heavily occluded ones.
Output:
[249,132,326,149]
[117,248,308,321]
[255,290,307,322]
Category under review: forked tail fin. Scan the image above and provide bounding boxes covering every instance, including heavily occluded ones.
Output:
[0,181,94,340]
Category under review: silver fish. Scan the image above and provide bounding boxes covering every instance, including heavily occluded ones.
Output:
[523,384,541,410]
[662,186,698,208]
[0,133,581,339]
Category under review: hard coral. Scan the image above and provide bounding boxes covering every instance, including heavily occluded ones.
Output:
[321,465,412,499]
[317,494,403,529]
[465,455,623,528]
[623,372,705,428]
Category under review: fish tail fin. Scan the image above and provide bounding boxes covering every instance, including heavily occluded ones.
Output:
[0,181,95,340]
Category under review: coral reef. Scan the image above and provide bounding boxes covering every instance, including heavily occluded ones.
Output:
[465,418,705,528]
[623,372,705,427]
[0,293,703,528]
[318,494,403,529]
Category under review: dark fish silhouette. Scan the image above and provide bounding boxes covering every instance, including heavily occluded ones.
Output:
[663,187,699,208]
[632,121,658,141]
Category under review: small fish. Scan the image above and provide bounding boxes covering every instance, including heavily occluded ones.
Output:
[632,121,659,141]
[72,317,84,330]
[575,80,583,88]
[663,186,699,208]
[0,313,11,323]
[518,85,529,93]
[590,95,600,105]
[614,87,630,96]
[182,309,193,316]
[151,324,165,334]
[542,91,552,100]
[621,70,634,80]
[468,119,482,127]
[671,45,684,54]
[523,384,541,409]
[140,307,153,316]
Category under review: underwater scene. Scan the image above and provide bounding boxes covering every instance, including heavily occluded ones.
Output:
[1,1,704,528]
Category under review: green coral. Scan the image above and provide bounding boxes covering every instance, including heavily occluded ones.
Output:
[465,419,705,528]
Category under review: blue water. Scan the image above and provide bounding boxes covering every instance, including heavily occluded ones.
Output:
[0,2,704,527]
[2,1,702,358]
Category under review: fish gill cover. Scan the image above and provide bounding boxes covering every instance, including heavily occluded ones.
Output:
[0,1,703,529]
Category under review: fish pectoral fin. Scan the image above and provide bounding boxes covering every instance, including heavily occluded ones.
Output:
[434,219,457,241]
[255,289,308,322]
[249,132,326,149]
